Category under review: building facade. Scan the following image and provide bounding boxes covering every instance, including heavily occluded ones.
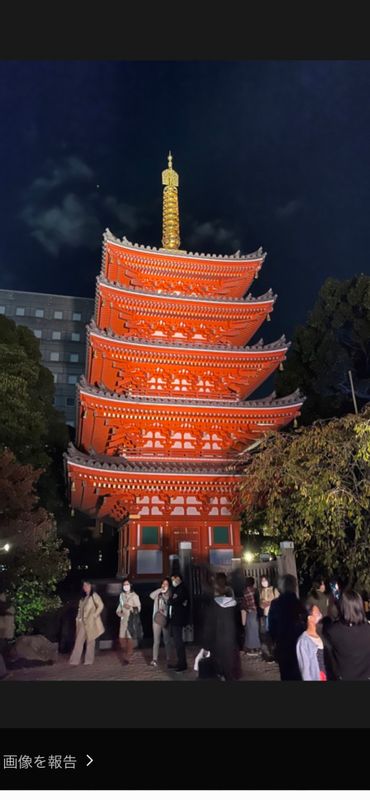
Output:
[0,289,94,425]
[66,154,303,579]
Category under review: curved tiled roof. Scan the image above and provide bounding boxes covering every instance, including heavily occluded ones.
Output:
[98,273,275,306]
[103,228,266,262]
[88,320,288,354]
[78,376,304,410]
[67,443,240,475]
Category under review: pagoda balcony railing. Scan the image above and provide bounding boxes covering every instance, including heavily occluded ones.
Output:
[106,445,242,460]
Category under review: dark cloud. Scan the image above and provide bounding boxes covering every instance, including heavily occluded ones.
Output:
[20,156,144,257]
[275,199,304,220]
[186,219,240,253]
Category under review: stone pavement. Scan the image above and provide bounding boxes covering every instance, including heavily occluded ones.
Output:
[4,645,279,681]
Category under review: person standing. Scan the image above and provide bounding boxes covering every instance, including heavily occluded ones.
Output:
[150,578,172,667]
[259,575,279,662]
[306,577,329,618]
[199,573,241,680]
[242,577,261,656]
[116,578,141,665]
[296,602,327,680]
[268,574,307,680]
[168,571,189,672]
[324,590,370,680]
[69,581,104,666]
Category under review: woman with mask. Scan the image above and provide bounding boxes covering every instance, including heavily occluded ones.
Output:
[259,575,279,662]
[149,577,172,667]
[69,581,104,666]
[259,575,279,632]
[296,602,327,681]
[116,578,141,665]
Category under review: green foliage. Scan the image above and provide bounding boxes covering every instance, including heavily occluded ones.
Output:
[0,315,69,516]
[240,406,370,585]
[276,275,370,424]
[0,449,70,633]
[10,578,62,635]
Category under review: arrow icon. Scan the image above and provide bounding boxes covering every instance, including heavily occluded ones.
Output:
[86,754,93,767]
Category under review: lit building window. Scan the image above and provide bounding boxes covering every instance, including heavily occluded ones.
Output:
[71,332,80,342]
[54,310,63,319]
[68,375,78,385]
[50,352,60,362]
[69,353,79,363]
[52,331,61,340]
[33,330,42,339]
[35,309,44,318]
[16,307,25,316]
[72,312,82,321]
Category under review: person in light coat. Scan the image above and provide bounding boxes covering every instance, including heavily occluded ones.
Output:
[116,578,141,665]
[149,577,172,667]
[69,581,104,666]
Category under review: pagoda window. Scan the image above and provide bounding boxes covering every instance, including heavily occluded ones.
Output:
[72,312,82,321]
[68,375,78,385]
[171,432,195,451]
[143,431,164,450]
[16,307,25,316]
[35,309,44,318]
[33,330,42,339]
[213,525,230,544]
[71,332,80,342]
[142,525,159,545]
[0,306,5,314]
[52,331,61,340]
[54,310,63,319]
[70,353,79,363]
[50,352,60,362]
[202,433,222,451]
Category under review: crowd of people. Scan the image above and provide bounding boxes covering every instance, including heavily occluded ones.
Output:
[65,569,370,681]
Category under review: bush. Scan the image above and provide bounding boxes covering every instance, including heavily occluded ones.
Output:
[10,578,62,635]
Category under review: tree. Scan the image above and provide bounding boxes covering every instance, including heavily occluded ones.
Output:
[0,449,70,633]
[239,407,370,587]
[275,275,370,424]
[0,315,69,515]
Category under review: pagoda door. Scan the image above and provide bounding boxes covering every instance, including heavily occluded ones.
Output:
[170,525,201,561]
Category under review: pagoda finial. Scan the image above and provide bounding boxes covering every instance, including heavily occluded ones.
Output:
[161,150,181,250]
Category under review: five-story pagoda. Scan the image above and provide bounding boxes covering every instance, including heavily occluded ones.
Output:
[66,154,303,579]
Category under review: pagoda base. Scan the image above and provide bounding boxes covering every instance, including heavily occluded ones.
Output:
[118,514,241,580]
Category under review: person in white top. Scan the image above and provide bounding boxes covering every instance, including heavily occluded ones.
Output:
[149,578,172,667]
[116,578,141,665]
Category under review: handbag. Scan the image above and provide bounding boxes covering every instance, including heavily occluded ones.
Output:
[127,608,144,641]
[154,610,167,628]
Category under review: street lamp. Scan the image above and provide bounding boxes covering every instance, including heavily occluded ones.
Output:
[0,544,10,552]
[243,550,254,564]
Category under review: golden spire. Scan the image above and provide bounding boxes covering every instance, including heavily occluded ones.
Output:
[161,150,181,250]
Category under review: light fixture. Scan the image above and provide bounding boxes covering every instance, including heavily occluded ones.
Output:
[243,551,254,564]
[0,543,10,552]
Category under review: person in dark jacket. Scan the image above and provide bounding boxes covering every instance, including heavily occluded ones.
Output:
[324,590,370,680]
[268,574,307,681]
[168,571,190,672]
[200,574,241,681]
[306,577,329,618]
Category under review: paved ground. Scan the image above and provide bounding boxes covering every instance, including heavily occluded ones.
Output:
[4,645,280,681]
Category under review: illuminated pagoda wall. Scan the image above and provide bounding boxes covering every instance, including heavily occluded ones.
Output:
[66,154,303,579]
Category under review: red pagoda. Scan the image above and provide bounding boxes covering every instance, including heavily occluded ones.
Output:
[66,153,303,579]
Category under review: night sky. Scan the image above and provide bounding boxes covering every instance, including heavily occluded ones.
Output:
[1,60,370,345]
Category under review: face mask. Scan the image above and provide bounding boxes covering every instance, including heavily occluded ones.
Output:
[123,585,130,593]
